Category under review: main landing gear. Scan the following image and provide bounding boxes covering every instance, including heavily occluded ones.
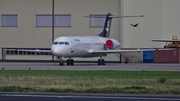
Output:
[98,54,105,65]
[58,57,74,66]
[66,58,74,65]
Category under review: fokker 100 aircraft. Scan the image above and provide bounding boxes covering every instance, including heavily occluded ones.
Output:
[17,13,156,66]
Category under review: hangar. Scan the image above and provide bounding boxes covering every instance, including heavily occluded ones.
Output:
[0,0,180,62]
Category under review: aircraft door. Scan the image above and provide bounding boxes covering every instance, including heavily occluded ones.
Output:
[69,38,75,55]
[69,38,80,56]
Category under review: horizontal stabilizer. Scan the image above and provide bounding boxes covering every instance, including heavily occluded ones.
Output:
[83,15,144,18]
[84,13,144,38]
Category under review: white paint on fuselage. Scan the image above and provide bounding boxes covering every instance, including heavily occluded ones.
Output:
[51,36,120,58]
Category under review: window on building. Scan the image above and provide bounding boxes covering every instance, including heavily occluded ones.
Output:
[1,15,18,27]
[55,15,71,27]
[36,14,71,27]
[36,15,52,27]
[90,15,106,27]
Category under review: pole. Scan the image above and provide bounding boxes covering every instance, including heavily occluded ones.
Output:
[52,0,54,61]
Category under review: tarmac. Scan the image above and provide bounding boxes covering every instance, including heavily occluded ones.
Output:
[1,93,180,101]
[0,62,180,71]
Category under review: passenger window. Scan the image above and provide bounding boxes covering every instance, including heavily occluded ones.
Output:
[59,42,64,45]
[53,42,58,45]
[65,42,69,45]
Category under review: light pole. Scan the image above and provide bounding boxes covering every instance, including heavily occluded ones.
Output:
[52,0,54,61]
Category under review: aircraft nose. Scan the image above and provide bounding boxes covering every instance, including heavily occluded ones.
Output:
[51,46,62,56]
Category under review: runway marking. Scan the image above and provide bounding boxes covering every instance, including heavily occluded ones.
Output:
[1,94,180,100]
[61,95,180,100]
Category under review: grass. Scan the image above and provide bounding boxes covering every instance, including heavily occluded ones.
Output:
[0,70,180,94]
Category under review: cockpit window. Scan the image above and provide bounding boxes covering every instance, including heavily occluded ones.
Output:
[59,42,65,45]
[53,42,58,45]
[54,41,69,45]
[65,42,69,45]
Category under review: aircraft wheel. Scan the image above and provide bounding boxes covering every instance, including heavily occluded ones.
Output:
[98,59,101,65]
[70,59,74,65]
[102,59,105,65]
[98,59,105,65]
[59,61,64,66]
[67,59,70,65]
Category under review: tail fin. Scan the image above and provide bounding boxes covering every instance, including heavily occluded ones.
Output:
[99,13,113,38]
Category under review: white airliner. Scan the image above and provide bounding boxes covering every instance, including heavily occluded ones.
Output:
[16,13,156,65]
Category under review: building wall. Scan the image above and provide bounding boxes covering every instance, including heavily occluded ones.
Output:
[0,0,121,61]
[121,0,180,49]
[121,0,163,48]
[161,0,180,39]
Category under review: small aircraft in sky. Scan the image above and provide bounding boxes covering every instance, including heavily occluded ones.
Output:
[15,13,157,66]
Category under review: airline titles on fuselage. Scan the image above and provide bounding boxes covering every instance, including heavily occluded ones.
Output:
[74,38,80,42]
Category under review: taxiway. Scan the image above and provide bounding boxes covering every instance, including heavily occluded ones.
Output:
[1,93,180,101]
[0,62,179,71]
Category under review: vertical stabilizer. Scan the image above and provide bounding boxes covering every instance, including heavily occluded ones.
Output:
[98,13,113,38]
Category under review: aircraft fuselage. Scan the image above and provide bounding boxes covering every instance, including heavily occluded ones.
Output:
[51,36,120,58]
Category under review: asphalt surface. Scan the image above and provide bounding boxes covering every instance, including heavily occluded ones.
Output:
[1,93,180,101]
[0,62,180,71]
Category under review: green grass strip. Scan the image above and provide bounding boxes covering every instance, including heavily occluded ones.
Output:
[0,70,180,94]
[0,70,180,79]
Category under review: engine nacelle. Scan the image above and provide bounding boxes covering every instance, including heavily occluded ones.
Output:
[105,39,120,49]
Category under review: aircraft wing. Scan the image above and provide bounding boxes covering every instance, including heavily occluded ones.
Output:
[150,39,180,42]
[88,49,163,54]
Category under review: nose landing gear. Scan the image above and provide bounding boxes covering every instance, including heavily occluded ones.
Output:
[59,57,64,66]
[59,61,64,66]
